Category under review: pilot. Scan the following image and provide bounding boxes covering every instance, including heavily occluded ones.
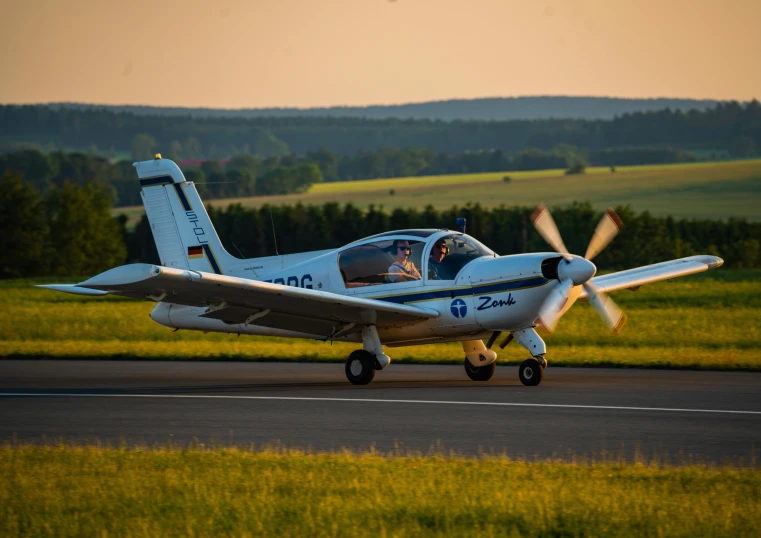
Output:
[387,240,421,282]
[428,239,448,280]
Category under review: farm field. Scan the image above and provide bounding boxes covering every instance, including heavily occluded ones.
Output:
[115,159,761,225]
[2,444,759,537]
[3,270,760,370]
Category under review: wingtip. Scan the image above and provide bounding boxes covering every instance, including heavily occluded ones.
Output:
[35,284,109,296]
[693,255,724,269]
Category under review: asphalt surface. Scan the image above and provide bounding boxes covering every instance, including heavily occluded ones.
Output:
[2,360,760,463]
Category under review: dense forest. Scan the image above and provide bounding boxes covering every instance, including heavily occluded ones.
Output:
[1,101,759,158]
[50,97,722,121]
[3,174,759,279]
[0,146,698,207]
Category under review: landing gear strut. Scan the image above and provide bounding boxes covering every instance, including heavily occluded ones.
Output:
[511,328,548,387]
[344,321,390,385]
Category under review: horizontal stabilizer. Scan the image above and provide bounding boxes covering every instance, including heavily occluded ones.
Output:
[36,284,109,296]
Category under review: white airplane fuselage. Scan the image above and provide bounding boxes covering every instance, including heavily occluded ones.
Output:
[150,242,563,347]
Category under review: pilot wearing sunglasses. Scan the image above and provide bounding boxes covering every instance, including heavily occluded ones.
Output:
[428,239,448,280]
[387,240,421,282]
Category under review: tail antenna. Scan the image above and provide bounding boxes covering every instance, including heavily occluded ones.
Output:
[230,241,245,259]
[268,206,280,256]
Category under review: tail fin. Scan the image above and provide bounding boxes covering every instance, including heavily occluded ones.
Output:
[134,156,237,274]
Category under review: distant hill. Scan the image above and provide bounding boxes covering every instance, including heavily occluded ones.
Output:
[48,96,724,122]
[4,99,758,157]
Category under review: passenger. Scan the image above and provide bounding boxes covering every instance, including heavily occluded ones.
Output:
[387,240,421,282]
[428,239,448,280]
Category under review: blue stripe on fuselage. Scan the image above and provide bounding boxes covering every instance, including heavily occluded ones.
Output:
[373,276,549,304]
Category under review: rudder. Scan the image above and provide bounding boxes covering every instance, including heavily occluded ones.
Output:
[135,156,237,274]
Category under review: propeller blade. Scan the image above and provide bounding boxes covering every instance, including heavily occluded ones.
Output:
[583,282,627,333]
[585,208,623,261]
[530,204,571,261]
[537,279,574,333]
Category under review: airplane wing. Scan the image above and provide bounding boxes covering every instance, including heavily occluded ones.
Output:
[38,264,438,337]
[579,255,723,298]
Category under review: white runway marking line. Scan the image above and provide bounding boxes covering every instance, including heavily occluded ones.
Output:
[1,393,760,416]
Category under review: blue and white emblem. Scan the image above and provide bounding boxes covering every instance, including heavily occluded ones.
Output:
[450,298,467,318]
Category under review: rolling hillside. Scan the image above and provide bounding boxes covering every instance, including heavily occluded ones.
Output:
[115,160,761,224]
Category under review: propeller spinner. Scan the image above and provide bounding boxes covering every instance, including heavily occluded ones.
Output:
[530,204,627,334]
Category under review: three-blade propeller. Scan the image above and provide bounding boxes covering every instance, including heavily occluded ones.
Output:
[530,204,627,334]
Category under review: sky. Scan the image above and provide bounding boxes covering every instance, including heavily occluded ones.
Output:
[2,0,759,108]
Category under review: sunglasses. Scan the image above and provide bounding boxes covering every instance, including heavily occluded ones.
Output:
[397,246,411,253]
[434,245,448,252]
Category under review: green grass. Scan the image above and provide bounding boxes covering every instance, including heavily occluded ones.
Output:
[1,444,759,537]
[115,160,761,226]
[2,270,760,370]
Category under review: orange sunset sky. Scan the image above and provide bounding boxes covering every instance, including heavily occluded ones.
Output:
[2,0,759,108]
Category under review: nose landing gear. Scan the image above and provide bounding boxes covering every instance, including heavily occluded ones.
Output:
[510,328,548,386]
[518,356,546,386]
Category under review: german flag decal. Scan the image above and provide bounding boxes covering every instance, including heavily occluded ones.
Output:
[188,246,204,259]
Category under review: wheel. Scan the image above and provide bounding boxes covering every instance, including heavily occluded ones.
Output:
[464,357,496,381]
[345,350,376,385]
[518,358,544,386]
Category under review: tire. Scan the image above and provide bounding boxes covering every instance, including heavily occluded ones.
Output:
[345,350,376,385]
[464,357,496,381]
[518,358,544,386]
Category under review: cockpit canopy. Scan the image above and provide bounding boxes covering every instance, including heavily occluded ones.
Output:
[338,231,494,288]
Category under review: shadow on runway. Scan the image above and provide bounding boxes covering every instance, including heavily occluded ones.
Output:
[0,378,525,396]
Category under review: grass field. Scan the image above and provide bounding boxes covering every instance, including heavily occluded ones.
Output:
[3,270,760,370]
[2,444,759,537]
[115,159,761,226]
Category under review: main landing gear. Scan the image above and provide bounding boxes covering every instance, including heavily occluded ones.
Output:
[345,323,390,385]
[464,359,496,381]
[462,339,497,381]
[461,328,549,387]
[345,350,376,385]
[344,324,550,387]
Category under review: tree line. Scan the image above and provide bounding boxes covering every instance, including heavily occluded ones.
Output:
[2,100,759,157]
[0,174,125,278]
[0,150,325,207]
[3,174,759,279]
[1,146,699,208]
[200,202,760,271]
[50,97,723,122]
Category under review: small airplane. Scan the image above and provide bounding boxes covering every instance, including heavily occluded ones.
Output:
[40,156,724,386]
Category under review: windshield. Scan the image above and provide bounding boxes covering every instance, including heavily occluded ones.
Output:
[427,234,494,281]
[338,239,424,288]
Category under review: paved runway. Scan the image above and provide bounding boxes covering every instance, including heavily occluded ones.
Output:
[2,360,760,462]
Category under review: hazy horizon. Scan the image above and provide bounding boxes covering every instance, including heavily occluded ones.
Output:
[2,0,759,108]
[9,95,739,111]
